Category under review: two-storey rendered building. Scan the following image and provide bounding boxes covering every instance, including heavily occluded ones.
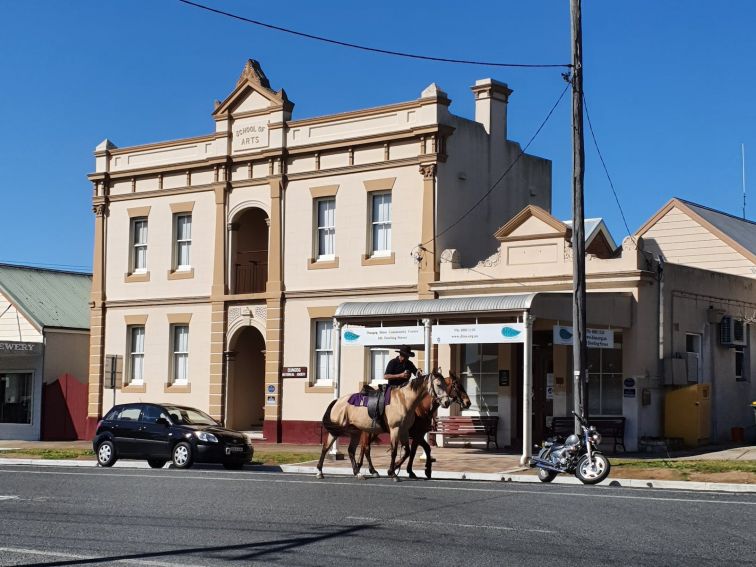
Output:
[86,60,551,441]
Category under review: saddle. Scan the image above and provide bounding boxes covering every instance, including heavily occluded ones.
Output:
[348,385,391,424]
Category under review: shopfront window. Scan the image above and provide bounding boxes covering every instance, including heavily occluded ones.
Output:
[461,343,498,414]
[587,344,623,415]
[0,372,33,424]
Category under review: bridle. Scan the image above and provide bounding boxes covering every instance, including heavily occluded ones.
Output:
[425,370,451,408]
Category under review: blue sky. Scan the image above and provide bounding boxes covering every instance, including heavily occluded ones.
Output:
[1,1,754,271]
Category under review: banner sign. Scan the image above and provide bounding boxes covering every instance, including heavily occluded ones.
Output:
[432,323,526,344]
[553,325,615,349]
[342,326,424,347]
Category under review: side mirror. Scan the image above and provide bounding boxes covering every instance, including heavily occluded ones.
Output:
[156,417,170,427]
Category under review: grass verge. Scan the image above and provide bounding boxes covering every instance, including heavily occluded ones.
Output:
[1,448,94,459]
[250,451,320,466]
[612,459,756,474]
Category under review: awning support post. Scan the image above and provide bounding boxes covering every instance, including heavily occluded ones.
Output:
[520,312,534,466]
[329,319,343,458]
[423,318,432,374]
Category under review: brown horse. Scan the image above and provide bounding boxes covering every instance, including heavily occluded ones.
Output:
[396,370,472,479]
[316,370,451,480]
[357,370,471,479]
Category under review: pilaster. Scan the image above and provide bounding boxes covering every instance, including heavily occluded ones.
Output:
[87,199,108,429]
[418,163,438,299]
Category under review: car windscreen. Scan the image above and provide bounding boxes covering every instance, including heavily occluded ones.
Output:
[164,406,217,426]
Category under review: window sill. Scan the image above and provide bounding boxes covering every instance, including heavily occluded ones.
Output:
[167,268,195,280]
[307,257,339,270]
[124,271,150,283]
[361,252,395,266]
[304,383,335,393]
[164,383,191,393]
[122,383,146,393]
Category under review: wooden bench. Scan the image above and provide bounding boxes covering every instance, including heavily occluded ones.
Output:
[550,416,626,453]
[434,415,499,450]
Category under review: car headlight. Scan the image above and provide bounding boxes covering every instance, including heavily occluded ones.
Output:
[590,432,602,445]
[195,431,219,443]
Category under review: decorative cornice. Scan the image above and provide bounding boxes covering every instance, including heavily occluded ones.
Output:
[105,296,211,308]
[283,284,417,299]
[107,183,222,203]
[286,157,423,182]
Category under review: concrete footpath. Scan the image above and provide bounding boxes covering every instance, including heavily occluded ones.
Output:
[1,440,754,494]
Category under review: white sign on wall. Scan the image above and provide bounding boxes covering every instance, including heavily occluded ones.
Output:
[553,325,615,349]
[342,326,425,346]
[432,323,526,344]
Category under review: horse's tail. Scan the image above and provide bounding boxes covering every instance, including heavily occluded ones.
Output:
[321,399,343,437]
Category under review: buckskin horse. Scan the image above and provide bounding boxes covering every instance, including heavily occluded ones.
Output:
[316,370,451,480]
[357,369,471,480]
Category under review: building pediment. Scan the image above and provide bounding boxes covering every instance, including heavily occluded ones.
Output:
[494,205,570,242]
[213,59,293,118]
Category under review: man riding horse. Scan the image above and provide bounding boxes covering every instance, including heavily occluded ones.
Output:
[362,345,418,395]
[384,345,418,387]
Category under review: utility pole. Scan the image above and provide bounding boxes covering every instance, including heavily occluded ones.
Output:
[571,0,588,433]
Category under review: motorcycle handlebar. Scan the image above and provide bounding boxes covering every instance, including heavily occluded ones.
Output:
[571,411,588,426]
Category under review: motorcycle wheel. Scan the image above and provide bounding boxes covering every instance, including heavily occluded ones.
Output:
[575,453,611,485]
[537,468,557,483]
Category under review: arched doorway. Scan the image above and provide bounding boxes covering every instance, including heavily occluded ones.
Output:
[227,326,266,431]
[230,207,269,294]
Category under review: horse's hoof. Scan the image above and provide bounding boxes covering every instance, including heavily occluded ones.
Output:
[315,472,324,479]
[370,471,379,478]
[357,474,366,480]
[425,470,432,479]
[408,471,417,479]
[393,476,401,483]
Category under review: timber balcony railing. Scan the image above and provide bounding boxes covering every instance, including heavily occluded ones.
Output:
[234,251,268,294]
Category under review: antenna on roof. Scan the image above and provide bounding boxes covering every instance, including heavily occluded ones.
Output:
[742,143,747,220]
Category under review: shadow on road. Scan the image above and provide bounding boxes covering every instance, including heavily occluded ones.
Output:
[28,524,374,566]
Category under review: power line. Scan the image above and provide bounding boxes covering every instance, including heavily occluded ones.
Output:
[582,93,636,243]
[177,0,571,69]
[416,80,570,254]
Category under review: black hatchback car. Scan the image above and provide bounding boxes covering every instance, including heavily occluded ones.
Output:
[93,403,253,470]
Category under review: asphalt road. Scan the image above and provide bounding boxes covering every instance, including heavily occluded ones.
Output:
[0,464,753,567]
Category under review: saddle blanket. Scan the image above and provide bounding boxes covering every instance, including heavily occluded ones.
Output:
[347,388,391,408]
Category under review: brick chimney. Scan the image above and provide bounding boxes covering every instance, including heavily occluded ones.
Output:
[471,78,513,140]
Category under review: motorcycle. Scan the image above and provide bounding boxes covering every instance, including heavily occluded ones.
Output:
[529,411,611,485]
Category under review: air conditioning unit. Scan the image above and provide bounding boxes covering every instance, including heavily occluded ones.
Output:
[719,317,747,347]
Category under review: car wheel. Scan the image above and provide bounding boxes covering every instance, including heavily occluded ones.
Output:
[147,459,167,469]
[97,441,117,467]
[223,462,244,470]
[172,442,194,469]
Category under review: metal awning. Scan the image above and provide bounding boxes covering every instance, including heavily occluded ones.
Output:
[335,294,538,319]
[335,292,633,328]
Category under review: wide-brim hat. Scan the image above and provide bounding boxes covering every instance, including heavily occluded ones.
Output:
[396,345,416,358]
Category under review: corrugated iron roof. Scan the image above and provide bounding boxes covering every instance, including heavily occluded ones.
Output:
[0,264,92,330]
[335,294,537,318]
[563,218,617,250]
[679,198,756,257]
